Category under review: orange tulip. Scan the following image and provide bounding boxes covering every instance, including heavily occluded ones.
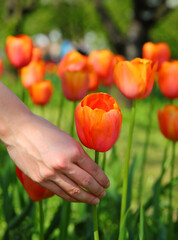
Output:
[0,59,3,78]
[158,61,178,99]
[142,42,171,70]
[16,167,54,201]
[58,51,89,101]
[58,50,87,78]
[75,93,122,152]
[29,80,53,105]
[21,60,45,88]
[158,105,178,141]
[88,70,99,91]
[32,47,43,61]
[6,34,33,68]
[113,58,157,100]
[88,49,115,87]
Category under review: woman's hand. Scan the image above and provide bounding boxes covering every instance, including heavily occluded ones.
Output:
[3,113,110,204]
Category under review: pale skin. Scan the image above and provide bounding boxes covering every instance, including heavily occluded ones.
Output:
[0,81,110,204]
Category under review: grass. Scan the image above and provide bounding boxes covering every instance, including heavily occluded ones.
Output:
[0,72,178,239]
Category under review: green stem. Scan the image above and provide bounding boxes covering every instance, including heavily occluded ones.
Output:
[167,141,176,240]
[102,152,106,172]
[70,101,77,137]
[152,140,169,238]
[56,94,65,128]
[138,84,155,205]
[92,151,100,240]
[60,101,76,240]
[119,100,136,240]
[39,200,44,240]
[60,201,71,240]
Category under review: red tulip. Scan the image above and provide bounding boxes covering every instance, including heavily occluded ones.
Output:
[0,59,3,78]
[16,167,54,201]
[88,49,115,87]
[142,42,171,70]
[21,60,45,88]
[29,80,53,105]
[6,34,33,68]
[75,93,122,152]
[158,61,178,99]
[113,58,157,100]
[58,51,89,101]
[32,47,43,61]
[158,105,178,141]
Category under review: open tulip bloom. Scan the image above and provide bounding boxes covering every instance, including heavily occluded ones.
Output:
[75,92,122,240]
[113,58,157,100]
[75,93,122,152]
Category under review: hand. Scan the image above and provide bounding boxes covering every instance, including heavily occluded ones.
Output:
[3,113,110,204]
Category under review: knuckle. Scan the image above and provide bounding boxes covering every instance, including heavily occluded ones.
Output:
[52,157,68,171]
[83,176,93,188]
[69,187,81,197]
[70,143,81,160]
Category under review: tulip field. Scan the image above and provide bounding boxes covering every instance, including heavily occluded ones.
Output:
[0,34,178,240]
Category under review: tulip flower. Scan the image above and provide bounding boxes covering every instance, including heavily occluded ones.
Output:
[29,80,53,106]
[32,47,43,61]
[0,59,3,78]
[158,61,178,99]
[6,34,33,68]
[158,104,177,238]
[113,58,157,100]
[16,167,54,201]
[21,60,45,88]
[75,92,122,240]
[158,105,178,141]
[58,51,89,101]
[75,93,122,152]
[142,42,171,70]
[88,49,115,87]
[88,70,100,91]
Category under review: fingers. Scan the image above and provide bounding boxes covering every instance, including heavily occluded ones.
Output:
[52,173,100,205]
[66,164,106,198]
[75,153,110,189]
[42,181,77,202]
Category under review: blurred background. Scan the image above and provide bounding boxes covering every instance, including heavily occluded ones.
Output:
[0,1,178,239]
[0,0,178,64]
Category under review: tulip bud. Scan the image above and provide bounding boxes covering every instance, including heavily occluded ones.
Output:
[158,105,178,141]
[6,34,33,68]
[29,80,53,106]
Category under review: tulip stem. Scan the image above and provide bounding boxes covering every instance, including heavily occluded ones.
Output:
[70,101,77,137]
[92,151,100,240]
[60,101,76,240]
[119,100,136,240]
[56,94,65,128]
[39,200,44,240]
[167,141,176,239]
[138,85,155,205]
[152,140,170,238]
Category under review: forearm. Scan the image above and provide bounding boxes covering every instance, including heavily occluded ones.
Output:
[0,81,32,145]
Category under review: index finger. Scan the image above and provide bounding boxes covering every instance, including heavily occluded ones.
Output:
[75,152,110,189]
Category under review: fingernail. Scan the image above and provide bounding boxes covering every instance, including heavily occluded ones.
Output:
[99,191,106,198]
[92,198,100,205]
[105,181,110,188]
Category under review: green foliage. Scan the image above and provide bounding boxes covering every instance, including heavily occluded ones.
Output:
[151,7,178,58]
